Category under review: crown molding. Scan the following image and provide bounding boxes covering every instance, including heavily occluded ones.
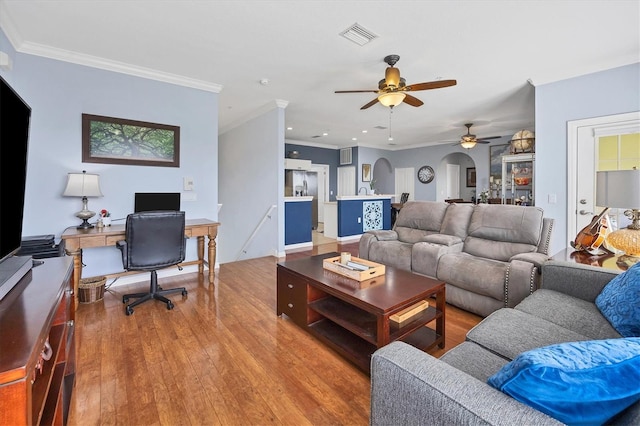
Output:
[16,41,222,92]
[220,99,288,135]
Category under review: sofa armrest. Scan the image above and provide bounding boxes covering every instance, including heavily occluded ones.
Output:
[510,252,550,271]
[371,342,562,426]
[359,230,399,260]
[366,230,399,241]
[540,260,620,302]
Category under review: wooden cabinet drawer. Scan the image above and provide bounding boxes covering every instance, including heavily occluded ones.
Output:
[276,268,308,326]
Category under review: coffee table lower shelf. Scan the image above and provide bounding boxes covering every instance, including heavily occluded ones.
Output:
[308,318,443,372]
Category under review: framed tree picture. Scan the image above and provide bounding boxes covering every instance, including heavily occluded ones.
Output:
[82,114,180,167]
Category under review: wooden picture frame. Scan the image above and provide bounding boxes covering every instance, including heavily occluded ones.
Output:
[82,114,180,167]
[362,163,371,182]
[489,144,510,182]
[466,167,476,187]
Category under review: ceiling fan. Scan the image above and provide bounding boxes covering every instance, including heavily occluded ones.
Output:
[335,54,457,110]
[452,123,501,149]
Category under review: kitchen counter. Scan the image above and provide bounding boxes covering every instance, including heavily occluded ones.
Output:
[336,194,394,200]
[284,196,313,202]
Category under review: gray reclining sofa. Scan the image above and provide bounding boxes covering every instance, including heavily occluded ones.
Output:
[359,201,554,316]
[370,261,639,425]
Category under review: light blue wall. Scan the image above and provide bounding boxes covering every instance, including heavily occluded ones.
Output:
[536,62,640,256]
[219,106,283,263]
[359,136,512,201]
[0,28,219,277]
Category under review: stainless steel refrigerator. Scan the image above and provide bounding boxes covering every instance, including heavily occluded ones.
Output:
[285,170,318,230]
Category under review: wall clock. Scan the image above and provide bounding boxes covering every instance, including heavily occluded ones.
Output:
[417,165,434,184]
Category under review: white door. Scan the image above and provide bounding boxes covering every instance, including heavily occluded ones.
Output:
[337,166,356,196]
[394,167,415,201]
[567,111,640,243]
[446,164,460,199]
[311,164,329,222]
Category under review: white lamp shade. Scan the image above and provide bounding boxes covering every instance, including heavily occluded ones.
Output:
[63,172,103,197]
[596,169,640,209]
[378,92,406,107]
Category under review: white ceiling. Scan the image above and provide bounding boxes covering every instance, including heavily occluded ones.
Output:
[1,1,638,150]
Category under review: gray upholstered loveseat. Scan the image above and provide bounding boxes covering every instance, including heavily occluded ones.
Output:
[359,201,554,316]
[370,261,640,425]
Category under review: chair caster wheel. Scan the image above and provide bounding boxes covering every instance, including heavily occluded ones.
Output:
[123,296,129,303]
[182,289,188,297]
[125,306,134,315]
[167,302,174,310]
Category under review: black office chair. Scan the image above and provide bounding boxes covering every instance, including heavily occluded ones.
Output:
[391,193,410,227]
[117,210,188,315]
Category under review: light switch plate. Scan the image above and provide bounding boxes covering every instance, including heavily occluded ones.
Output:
[183,177,194,191]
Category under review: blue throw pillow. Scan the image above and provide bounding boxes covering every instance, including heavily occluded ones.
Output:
[596,261,640,337]
[487,338,640,425]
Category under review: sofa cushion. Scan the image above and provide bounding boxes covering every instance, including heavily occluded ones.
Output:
[437,253,507,301]
[464,205,543,261]
[394,201,448,243]
[440,341,509,382]
[596,262,640,337]
[487,338,640,425]
[516,289,622,340]
[439,203,474,239]
[466,308,590,360]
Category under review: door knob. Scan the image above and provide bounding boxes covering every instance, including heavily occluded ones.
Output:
[579,210,593,215]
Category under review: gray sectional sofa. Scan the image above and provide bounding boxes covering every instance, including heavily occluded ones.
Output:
[359,201,554,317]
[370,261,639,425]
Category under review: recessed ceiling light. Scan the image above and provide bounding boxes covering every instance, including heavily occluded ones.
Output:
[362,130,368,133]
[388,137,394,141]
[287,127,293,130]
[352,137,357,141]
[322,132,328,136]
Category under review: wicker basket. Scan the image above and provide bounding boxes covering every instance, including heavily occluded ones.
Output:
[78,276,106,303]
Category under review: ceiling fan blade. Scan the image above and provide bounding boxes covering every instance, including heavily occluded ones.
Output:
[360,98,380,110]
[335,90,379,93]
[403,94,424,107]
[477,136,502,142]
[475,140,492,144]
[404,79,457,92]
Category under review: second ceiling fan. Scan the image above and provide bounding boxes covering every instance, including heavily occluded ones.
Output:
[335,54,457,109]
[452,123,501,149]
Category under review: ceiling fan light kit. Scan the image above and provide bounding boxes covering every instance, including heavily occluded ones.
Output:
[453,123,501,149]
[460,140,477,149]
[378,92,406,107]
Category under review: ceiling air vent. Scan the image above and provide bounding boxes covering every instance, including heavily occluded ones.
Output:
[339,23,378,46]
[340,147,352,165]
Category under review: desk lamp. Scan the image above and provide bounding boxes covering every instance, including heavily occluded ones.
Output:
[596,169,640,266]
[63,170,103,229]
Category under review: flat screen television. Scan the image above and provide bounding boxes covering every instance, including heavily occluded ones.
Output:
[134,192,181,213]
[0,75,33,301]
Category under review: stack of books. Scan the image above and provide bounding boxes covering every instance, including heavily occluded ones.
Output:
[17,235,65,259]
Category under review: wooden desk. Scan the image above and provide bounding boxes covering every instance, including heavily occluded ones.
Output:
[61,218,219,308]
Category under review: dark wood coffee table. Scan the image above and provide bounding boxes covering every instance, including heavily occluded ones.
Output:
[277,252,445,373]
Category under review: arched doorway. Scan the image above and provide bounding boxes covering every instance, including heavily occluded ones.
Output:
[438,152,476,202]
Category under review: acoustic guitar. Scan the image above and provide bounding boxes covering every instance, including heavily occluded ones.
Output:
[570,207,611,254]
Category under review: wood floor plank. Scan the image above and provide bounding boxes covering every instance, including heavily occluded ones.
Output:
[67,240,481,425]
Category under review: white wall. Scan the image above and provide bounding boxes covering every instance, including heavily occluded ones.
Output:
[536,62,640,256]
[218,105,284,263]
[0,28,219,278]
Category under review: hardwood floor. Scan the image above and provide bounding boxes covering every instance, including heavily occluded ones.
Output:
[67,241,482,425]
